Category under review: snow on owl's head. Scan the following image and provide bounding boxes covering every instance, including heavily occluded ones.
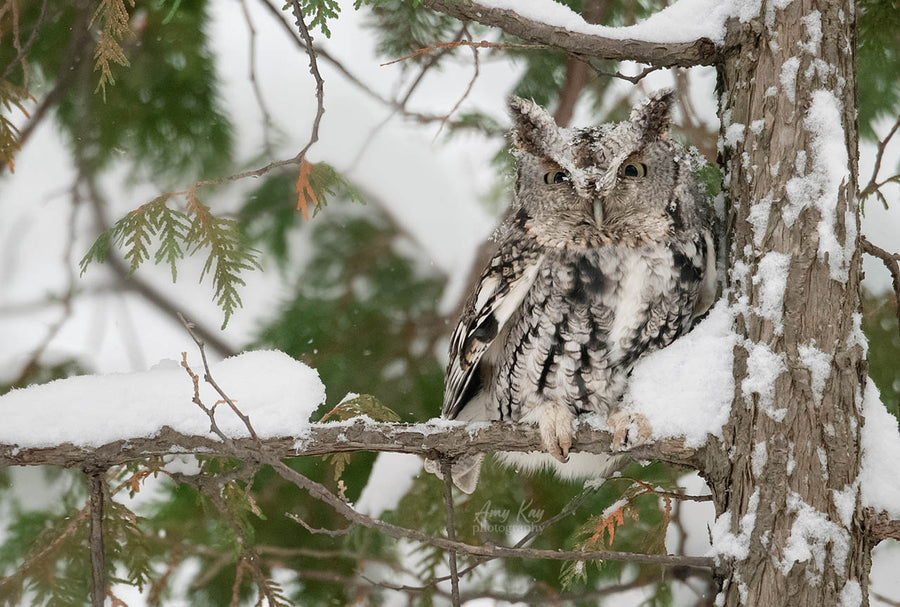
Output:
[508,90,711,241]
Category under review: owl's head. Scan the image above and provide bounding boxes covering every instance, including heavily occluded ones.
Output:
[508,90,710,241]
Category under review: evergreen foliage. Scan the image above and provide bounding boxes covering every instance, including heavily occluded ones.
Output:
[857,0,900,139]
[79,192,262,328]
[1,0,899,604]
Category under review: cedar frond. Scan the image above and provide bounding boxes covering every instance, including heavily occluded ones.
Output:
[0,79,31,171]
[80,192,260,328]
[185,190,262,329]
[295,160,365,221]
[91,0,135,99]
[294,0,342,37]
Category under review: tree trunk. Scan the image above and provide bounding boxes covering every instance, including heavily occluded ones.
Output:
[712,0,872,604]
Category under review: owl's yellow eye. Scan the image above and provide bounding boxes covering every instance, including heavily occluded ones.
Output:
[623,163,648,178]
[543,171,568,184]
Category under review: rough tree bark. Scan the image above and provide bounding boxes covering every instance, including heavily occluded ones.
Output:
[712,0,870,605]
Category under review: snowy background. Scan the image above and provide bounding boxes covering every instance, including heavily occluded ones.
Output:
[1,0,899,605]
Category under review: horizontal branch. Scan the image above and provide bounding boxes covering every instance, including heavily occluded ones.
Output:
[0,419,703,470]
[422,0,726,67]
[871,511,900,543]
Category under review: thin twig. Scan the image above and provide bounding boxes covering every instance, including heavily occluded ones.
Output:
[288,0,325,163]
[587,60,662,85]
[272,457,716,570]
[178,313,260,443]
[859,113,900,206]
[286,512,352,537]
[872,591,900,607]
[238,0,276,155]
[434,31,480,140]
[380,39,547,66]
[348,25,465,169]
[1,0,49,83]
[861,236,900,336]
[255,0,430,121]
[440,458,461,606]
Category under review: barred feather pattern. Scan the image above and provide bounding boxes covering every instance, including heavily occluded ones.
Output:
[434,90,718,493]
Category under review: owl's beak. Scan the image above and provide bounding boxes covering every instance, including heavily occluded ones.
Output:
[593,199,605,225]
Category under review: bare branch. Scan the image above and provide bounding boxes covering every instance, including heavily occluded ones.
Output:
[178,314,260,443]
[859,113,900,206]
[1,0,49,83]
[587,61,662,85]
[422,0,725,67]
[238,0,277,155]
[434,32,480,139]
[380,38,546,66]
[861,236,900,336]
[271,456,716,570]
[288,0,325,164]
[872,592,900,607]
[871,511,900,543]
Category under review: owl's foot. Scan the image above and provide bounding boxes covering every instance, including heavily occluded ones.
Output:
[532,402,575,463]
[608,411,652,451]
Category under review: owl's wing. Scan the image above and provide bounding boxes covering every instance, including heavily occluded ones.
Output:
[443,241,544,419]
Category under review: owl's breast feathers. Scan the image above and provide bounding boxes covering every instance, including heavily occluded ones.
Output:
[443,219,714,423]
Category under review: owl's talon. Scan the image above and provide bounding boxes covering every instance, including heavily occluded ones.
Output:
[534,401,575,463]
[608,411,652,451]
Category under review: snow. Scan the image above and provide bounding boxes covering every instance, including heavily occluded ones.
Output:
[780,57,801,104]
[753,251,790,333]
[0,351,326,448]
[797,342,832,406]
[741,341,788,422]
[475,0,756,45]
[779,491,850,577]
[831,483,858,528]
[806,91,855,282]
[724,123,746,149]
[799,11,823,55]
[840,580,863,607]
[624,301,738,447]
[710,488,759,561]
[356,453,422,517]
[751,441,767,477]
[784,91,853,282]
[860,379,900,517]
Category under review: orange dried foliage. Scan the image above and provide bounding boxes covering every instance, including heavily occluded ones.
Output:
[295,159,318,221]
[592,505,627,546]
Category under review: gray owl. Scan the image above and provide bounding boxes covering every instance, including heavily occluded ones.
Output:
[431,90,717,493]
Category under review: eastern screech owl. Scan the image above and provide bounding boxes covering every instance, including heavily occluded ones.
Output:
[431,90,717,493]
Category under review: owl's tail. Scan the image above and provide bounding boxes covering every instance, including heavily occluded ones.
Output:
[423,453,485,494]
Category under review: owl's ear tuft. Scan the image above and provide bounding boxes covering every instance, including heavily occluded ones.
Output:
[508,96,564,160]
[630,88,675,144]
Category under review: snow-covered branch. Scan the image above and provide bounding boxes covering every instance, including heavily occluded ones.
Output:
[422,0,732,67]
[0,418,702,470]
